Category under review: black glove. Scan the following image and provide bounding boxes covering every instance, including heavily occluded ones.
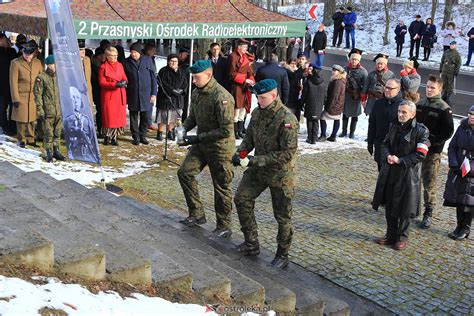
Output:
[247,155,255,167]
[172,89,183,96]
[178,135,200,146]
[115,80,127,88]
[12,102,20,108]
[367,143,374,156]
[231,153,241,166]
[450,167,461,176]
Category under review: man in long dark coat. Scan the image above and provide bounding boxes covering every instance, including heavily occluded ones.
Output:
[372,100,429,250]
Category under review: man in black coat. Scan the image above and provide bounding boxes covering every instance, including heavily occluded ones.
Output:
[0,33,18,136]
[416,75,454,228]
[332,7,345,47]
[367,79,403,170]
[408,15,425,59]
[373,100,429,250]
[255,53,289,105]
[208,43,230,92]
[123,42,157,145]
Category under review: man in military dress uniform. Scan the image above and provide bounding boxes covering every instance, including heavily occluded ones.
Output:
[232,79,298,269]
[177,60,235,237]
[33,55,65,162]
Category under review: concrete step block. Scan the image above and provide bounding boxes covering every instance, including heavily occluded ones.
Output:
[0,223,54,271]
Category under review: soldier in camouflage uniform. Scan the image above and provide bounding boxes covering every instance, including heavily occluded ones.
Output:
[177,60,235,237]
[440,41,462,105]
[33,55,65,162]
[232,79,298,269]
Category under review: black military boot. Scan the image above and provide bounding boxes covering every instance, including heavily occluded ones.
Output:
[419,208,433,229]
[237,121,245,139]
[156,132,163,141]
[234,122,241,140]
[349,119,357,139]
[448,207,464,239]
[103,136,110,145]
[53,146,65,161]
[45,148,53,163]
[237,239,260,256]
[339,118,348,137]
[271,246,289,269]
[454,211,471,241]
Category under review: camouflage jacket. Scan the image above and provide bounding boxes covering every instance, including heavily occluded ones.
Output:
[238,98,298,171]
[34,68,61,118]
[440,49,461,76]
[183,77,235,157]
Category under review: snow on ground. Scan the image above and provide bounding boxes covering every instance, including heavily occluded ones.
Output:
[279,3,474,72]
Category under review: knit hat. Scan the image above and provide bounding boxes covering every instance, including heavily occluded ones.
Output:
[332,64,345,73]
[44,55,55,65]
[252,79,278,95]
[403,60,414,69]
[129,41,143,53]
[189,59,212,74]
[469,105,474,113]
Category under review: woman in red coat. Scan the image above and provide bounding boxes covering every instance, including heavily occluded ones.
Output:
[98,47,127,146]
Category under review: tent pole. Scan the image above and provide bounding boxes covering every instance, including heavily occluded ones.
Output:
[187,39,194,111]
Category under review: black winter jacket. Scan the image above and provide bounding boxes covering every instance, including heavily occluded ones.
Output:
[157,66,188,110]
[312,31,327,52]
[255,61,290,105]
[301,74,327,119]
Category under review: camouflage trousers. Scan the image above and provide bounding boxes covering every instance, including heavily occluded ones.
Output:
[234,168,295,256]
[177,144,234,229]
[441,73,455,101]
[421,152,441,211]
[43,116,63,150]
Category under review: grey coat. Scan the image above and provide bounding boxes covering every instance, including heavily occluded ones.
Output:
[363,68,395,116]
[400,72,421,94]
[344,65,368,117]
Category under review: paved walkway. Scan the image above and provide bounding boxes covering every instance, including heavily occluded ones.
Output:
[118,148,473,315]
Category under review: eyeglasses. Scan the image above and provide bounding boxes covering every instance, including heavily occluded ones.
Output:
[468,112,474,116]
[384,86,398,90]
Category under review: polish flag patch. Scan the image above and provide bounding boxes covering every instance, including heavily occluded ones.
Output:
[461,157,471,177]
[284,123,292,129]
[416,143,428,156]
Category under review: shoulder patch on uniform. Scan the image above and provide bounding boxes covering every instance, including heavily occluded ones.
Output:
[36,78,41,82]
[284,123,292,129]
[222,100,228,105]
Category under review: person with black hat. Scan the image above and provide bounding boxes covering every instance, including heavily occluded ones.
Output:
[342,6,357,49]
[34,55,65,162]
[440,41,462,105]
[421,17,436,61]
[361,53,395,116]
[228,38,255,140]
[341,48,367,138]
[12,34,26,55]
[123,42,157,145]
[332,7,346,47]
[177,59,235,237]
[408,15,425,59]
[9,39,43,147]
[232,78,298,268]
[442,104,474,241]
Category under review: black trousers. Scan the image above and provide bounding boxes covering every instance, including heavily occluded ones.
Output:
[409,39,421,58]
[396,43,403,57]
[332,28,344,46]
[130,110,149,140]
[306,119,319,142]
[385,186,410,241]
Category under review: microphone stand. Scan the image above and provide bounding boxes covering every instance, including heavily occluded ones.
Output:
[155,69,182,166]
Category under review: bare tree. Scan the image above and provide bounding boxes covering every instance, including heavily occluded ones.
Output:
[323,0,336,26]
[383,0,391,45]
[442,0,454,29]
[431,0,438,22]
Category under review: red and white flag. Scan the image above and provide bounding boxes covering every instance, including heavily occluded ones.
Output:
[461,157,471,177]
[416,143,428,156]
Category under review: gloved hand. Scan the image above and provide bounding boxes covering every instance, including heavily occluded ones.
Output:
[12,102,20,108]
[115,80,127,88]
[367,143,374,156]
[400,70,409,76]
[172,89,183,96]
[231,153,241,166]
[450,167,461,176]
[178,135,200,146]
[246,155,254,167]
[360,93,368,102]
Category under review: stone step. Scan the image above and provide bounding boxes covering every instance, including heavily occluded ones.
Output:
[120,196,350,316]
[18,174,230,301]
[0,187,106,280]
[0,222,54,271]
[90,187,266,308]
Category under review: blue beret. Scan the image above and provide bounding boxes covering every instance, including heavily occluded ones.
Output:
[189,59,212,74]
[252,79,278,95]
[45,55,55,65]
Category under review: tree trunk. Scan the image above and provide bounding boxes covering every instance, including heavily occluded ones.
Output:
[323,0,336,26]
[442,0,454,29]
[383,0,391,46]
[431,0,438,23]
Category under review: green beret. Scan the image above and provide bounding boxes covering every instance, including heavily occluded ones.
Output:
[252,79,278,95]
[189,59,212,74]
[45,55,55,65]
